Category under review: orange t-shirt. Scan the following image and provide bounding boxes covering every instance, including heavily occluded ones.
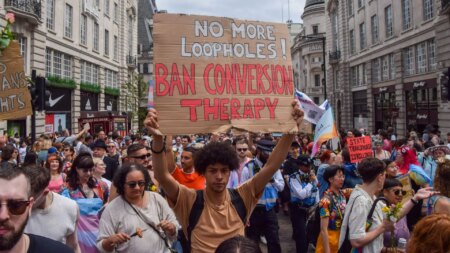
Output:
[171,166,205,190]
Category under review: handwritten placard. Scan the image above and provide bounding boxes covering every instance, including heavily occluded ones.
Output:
[0,41,32,120]
[153,14,296,135]
[347,136,373,163]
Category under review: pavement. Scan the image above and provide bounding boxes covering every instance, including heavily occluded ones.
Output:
[259,210,316,253]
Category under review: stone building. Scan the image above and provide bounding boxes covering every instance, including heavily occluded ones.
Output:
[325,0,448,136]
[1,0,138,137]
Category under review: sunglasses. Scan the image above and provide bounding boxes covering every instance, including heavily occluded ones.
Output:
[107,145,116,148]
[237,148,248,152]
[130,154,151,160]
[0,199,31,215]
[126,181,146,188]
[393,189,407,196]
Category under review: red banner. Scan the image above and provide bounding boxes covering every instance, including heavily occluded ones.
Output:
[347,136,373,163]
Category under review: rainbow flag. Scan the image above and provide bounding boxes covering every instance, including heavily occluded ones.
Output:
[310,105,339,157]
[147,79,154,109]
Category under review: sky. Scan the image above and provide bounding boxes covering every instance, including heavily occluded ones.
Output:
[156,0,306,24]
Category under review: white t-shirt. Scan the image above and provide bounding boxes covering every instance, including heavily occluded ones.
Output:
[339,185,385,253]
[25,193,78,243]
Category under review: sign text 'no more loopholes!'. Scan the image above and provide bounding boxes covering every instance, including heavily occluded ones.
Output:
[153,14,297,135]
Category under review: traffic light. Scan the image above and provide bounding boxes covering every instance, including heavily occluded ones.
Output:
[33,76,50,111]
[442,68,450,101]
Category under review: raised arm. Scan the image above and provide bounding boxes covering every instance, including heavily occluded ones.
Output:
[165,136,176,174]
[144,109,180,204]
[252,101,303,194]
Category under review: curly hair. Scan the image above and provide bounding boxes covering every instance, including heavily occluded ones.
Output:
[407,213,450,253]
[194,141,239,175]
[66,152,96,190]
[434,158,450,198]
[113,163,150,196]
[45,154,63,173]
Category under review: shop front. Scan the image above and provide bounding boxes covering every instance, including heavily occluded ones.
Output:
[80,91,99,112]
[373,86,398,132]
[104,94,118,111]
[405,79,438,133]
[45,87,72,134]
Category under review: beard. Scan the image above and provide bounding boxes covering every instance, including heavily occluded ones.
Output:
[0,215,28,250]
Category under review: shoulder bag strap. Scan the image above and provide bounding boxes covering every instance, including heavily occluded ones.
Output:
[228,188,247,224]
[341,195,363,245]
[187,190,204,245]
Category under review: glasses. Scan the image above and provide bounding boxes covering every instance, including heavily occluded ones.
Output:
[130,154,151,160]
[0,199,31,215]
[125,181,146,188]
[393,189,407,196]
[64,149,70,152]
[107,145,116,148]
[237,148,248,152]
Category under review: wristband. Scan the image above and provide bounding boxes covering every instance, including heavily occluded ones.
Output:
[410,197,419,205]
[150,140,166,154]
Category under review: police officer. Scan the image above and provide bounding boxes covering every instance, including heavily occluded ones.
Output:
[288,154,319,253]
[241,139,284,253]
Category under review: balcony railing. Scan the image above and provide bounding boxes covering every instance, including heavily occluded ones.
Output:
[329,50,341,64]
[442,0,450,15]
[127,55,137,68]
[4,0,42,25]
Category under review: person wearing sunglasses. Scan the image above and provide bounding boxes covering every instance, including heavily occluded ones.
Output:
[62,145,75,173]
[97,163,178,253]
[106,140,122,168]
[227,138,252,189]
[61,153,109,253]
[0,164,74,252]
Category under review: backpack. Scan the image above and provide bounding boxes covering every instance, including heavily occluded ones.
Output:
[186,189,247,252]
[309,194,335,245]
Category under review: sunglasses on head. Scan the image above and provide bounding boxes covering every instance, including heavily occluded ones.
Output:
[393,189,407,196]
[125,181,146,188]
[237,148,248,152]
[131,154,151,160]
[0,199,31,215]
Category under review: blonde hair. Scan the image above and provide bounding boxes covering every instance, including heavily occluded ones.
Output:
[92,157,103,166]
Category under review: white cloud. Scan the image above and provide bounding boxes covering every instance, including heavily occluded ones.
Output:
[156,0,306,23]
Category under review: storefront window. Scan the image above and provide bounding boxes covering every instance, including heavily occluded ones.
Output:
[405,86,438,132]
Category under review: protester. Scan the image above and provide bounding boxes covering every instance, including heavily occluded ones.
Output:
[317,150,335,197]
[62,145,75,172]
[167,145,205,190]
[22,151,38,167]
[215,235,262,253]
[1,144,18,167]
[92,157,112,189]
[227,138,252,189]
[422,145,450,186]
[145,101,304,253]
[406,213,450,253]
[22,166,80,253]
[46,154,66,193]
[374,140,391,160]
[106,140,121,167]
[0,165,74,252]
[341,148,362,188]
[97,163,178,253]
[431,158,450,215]
[61,153,109,253]
[280,142,303,215]
[316,165,351,253]
[92,139,119,181]
[383,159,399,178]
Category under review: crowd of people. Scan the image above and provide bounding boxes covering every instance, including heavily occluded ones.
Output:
[0,104,449,253]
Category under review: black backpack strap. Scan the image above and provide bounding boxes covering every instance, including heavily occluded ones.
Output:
[228,188,247,224]
[187,190,204,247]
[367,197,387,223]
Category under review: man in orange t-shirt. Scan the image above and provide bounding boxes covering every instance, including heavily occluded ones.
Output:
[168,146,205,190]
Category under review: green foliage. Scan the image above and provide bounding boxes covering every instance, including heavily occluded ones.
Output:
[80,82,101,93]
[46,75,77,89]
[104,86,120,96]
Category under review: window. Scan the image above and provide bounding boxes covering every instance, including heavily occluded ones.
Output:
[104,0,110,16]
[143,63,149,74]
[105,69,118,88]
[382,55,389,81]
[349,30,355,54]
[53,51,62,77]
[359,22,366,50]
[358,0,364,9]
[19,37,27,72]
[350,66,357,87]
[416,42,427,73]
[371,15,379,44]
[93,65,98,84]
[80,15,87,45]
[312,25,319,34]
[64,4,73,38]
[331,13,339,51]
[46,0,55,30]
[46,49,52,77]
[402,0,411,30]
[94,23,99,51]
[104,30,109,56]
[114,36,118,60]
[63,56,72,79]
[428,39,436,71]
[372,59,381,83]
[128,16,133,55]
[385,5,393,38]
[114,3,119,22]
[348,0,354,16]
[46,49,73,79]
[403,47,414,76]
[95,0,100,10]
[314,74,321,87]
[423,0,434,21]
[389,54,395,79]
[81,61,99,84]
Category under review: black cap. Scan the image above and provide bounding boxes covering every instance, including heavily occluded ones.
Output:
[92,140,107,150]
[291,141,300,148]
[297,155,311,166]
[256,139,275,152]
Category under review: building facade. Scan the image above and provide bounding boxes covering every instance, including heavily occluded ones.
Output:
[291,0,327,105]
[1,0,138,137]
[325,0,448,136]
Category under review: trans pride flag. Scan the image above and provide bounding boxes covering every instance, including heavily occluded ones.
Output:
[310,104,339,157]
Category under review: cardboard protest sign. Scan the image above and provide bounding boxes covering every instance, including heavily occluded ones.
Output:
[153,14,296,135]
[347,136,373,163]
[0,41,32,121]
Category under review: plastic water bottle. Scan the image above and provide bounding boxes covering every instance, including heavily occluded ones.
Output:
[397,238,407,251]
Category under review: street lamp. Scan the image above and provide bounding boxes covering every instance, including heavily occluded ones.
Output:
[297,33,327,100]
